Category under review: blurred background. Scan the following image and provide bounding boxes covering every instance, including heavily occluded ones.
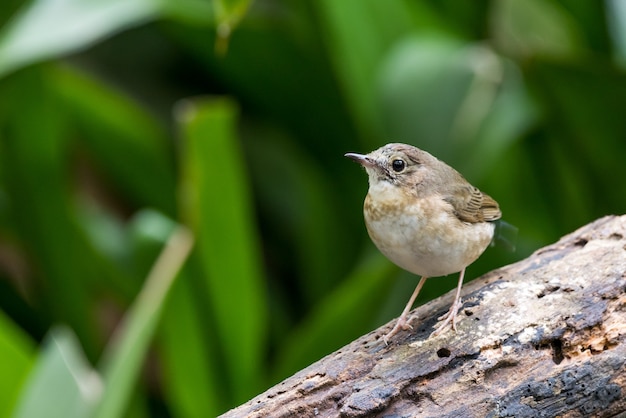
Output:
[1,0,625,417]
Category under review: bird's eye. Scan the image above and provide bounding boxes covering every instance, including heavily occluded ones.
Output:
[391,159,405,172]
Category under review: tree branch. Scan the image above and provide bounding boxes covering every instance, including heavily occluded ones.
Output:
[221,215,626,418]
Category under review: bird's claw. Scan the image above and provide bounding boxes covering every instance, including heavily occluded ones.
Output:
[430,301,462,337]
[383,317,413,345]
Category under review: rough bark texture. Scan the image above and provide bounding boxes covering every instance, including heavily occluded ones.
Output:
[221,215,626,418]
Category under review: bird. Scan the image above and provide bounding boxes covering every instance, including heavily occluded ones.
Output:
[345,143,501,344]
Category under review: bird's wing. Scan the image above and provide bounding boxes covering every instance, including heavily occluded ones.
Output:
[444,185,502,223]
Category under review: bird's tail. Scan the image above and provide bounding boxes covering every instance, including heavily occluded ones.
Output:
[491,220,518,252]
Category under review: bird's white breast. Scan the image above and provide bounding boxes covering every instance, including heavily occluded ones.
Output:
[363,181,495,278]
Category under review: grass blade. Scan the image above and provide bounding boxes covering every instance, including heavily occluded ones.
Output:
[176,97,268,404]
[93,226,194,418]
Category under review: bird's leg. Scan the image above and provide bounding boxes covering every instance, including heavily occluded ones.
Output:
[431,268,466,337]
[383,276,428,345]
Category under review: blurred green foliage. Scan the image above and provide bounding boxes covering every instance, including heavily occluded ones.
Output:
[1,0,625,416]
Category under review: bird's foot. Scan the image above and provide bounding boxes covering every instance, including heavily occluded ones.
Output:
[383,317,413,345]
[430,299,463,338]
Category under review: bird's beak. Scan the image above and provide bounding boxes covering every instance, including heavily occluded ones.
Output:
[344,152,374,168]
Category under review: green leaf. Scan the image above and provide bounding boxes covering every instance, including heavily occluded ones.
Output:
[463,58,538,180]
[212,0,253,54]
[177,97,268,404]
[0,311,34,418]
[378,35,471,159]
[245,135,348,302]
[76,200,140,301]
[274,252,396,380]
[490,0,584,59]
[49,65,176,216]
[0,68,104,356]
[160,273,225,417]
[378,36,537,178]
[607,0,626,67]
[12,327,101,418]
[127,210,180,278]
[315,0,428,146]
[129,210,225,415]
[94,224,193,418]
[0,0,164,78]
[162,0,214,25]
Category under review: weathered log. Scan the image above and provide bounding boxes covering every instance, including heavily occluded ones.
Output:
[221,215,626,418]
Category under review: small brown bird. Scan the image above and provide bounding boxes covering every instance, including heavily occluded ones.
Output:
[345,143,501,344]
